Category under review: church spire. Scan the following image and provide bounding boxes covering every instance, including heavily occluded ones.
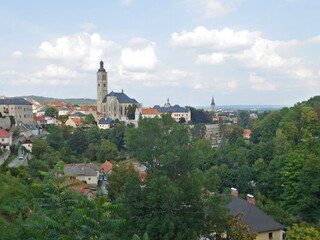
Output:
[211,96,215,106]
[98,60,106,72]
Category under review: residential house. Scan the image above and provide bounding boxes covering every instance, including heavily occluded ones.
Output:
[58,107,70,116]
[78,105,97,115]
[243,129,252,140]
[36,106,47,116]
[34,116,60,126]
[0,128,12,150]
[69,112,86,119]
[66,179,96,200]
[100,161,113,176]
[98,117,114,129]
[65,118,83,128]
[135,108,161,120]
[22,139,33,152]
[228,189,285,240]
[64,163,100,186]
[0,97,33,124]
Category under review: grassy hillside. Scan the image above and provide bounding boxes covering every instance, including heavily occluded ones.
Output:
[18,95,97,106]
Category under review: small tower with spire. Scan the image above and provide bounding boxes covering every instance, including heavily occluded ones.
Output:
[210,96,216,112]
[164,98,171,108]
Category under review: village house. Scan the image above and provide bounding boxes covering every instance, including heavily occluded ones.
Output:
[0,128,12,150]
[97,117,114,129]
[66,179,96,200]
[22,139,33,152]
[243,129,252,140]
[65,117,83,128]
[228,188,286,240]
[100,161,113,176]
[135,108,161,120]
[64,163,100,186]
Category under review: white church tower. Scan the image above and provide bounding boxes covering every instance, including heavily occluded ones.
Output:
[97,60,108,113]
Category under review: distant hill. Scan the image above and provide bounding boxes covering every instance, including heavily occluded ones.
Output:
[195,105,288,111]
[18,95,97,106]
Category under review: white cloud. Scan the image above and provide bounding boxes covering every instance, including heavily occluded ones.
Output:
[120,42,158,71]
[249,72,277,91]
[171,26,304,76]
[171,26,260,51]
[36,64,86,79]
[202,0,235,19]
[12,51,23,58]
[36,32,120,71]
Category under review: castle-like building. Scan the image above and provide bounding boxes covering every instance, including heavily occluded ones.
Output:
[97,61,139,120]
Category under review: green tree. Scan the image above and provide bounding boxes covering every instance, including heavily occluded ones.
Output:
[96,139,119,162]
[127,104,137,120]
[45,106,59,118]
[224,124,244,145]
[286,223,320,240]
[32,138,50,158]
[68,128,88,154]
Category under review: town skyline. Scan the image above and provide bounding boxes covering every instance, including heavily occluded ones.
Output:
[1,0,320,106]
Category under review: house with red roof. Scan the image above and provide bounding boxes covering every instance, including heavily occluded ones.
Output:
[135,108,161,120]
[100,161,113,175]
[243,129,252,140]
[22,139,33,152]
[0,128,12,150]
[65,117,83,128]
[66,179,96,200]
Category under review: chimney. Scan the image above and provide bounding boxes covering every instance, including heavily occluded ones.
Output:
[231,187,239,197]
[247,194,256,205]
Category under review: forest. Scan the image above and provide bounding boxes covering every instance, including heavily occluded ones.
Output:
[1,96,320,239]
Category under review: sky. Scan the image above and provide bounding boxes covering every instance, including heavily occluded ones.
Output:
[1,0,320,107]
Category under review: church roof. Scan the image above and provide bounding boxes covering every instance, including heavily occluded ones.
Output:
[103,91,138,104]
[154,105,189,113]
[0,98,32,105]
[98,60,106,72]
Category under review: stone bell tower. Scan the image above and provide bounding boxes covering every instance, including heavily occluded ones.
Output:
[97,60,108,114]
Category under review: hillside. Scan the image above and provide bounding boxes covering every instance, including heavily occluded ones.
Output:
[18,95,97,106]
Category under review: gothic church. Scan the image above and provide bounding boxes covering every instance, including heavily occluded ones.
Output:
[97,61,139,120]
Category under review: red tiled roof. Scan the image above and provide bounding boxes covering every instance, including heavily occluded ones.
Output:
[41,101,66,108]
[141,108,160,115]
[66,179,92,196]
[100,161,113,173]
[0,128,12,138]
[244,129,252,134]
[34,116,46,121]
[71,117,83,126]
[23,139,33,144]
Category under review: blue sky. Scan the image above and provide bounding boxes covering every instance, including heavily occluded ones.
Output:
[1,0,320,107]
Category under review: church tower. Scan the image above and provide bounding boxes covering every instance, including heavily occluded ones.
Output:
[210,96,216,112]
[97,60,108,113]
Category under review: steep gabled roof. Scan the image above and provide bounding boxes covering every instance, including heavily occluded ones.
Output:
[103,91,138,104]
[0,128,12,138]
[0,98,32,105]
[100,161,113,173]
[227,196,285,233]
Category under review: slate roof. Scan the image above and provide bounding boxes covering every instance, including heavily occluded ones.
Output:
[65,164,100,176]
[70,112,86,117]
[0,98,32,105]
[102,91,138,104]
[98,117,114,124]
[24,124,38,130]
[154,105,189,113]
[227,196,285,233]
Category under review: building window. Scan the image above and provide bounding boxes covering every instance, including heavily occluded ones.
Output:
[103,84,106,87]
[98,84,100,87]
[269,232,273,239]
